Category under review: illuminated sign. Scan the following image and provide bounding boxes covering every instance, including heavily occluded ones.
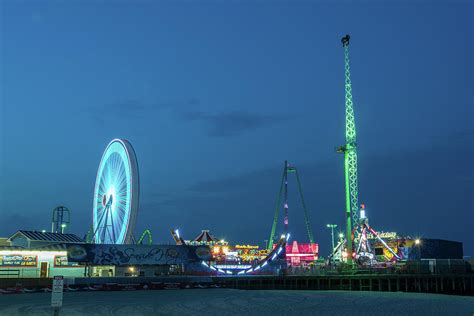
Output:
[54,256,79,267]
[235,245,259,249]
[0,254,37,267]
[367,232,397,240]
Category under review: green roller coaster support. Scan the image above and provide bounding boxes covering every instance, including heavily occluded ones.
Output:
[267,165,285,251]
[295,169,314,244]
[137,229,152,245]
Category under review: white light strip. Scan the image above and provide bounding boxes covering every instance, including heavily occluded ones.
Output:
[0,251,67,256]
[285,254,317,257]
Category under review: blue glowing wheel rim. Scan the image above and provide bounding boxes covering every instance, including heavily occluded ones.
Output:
[93,139,139,244]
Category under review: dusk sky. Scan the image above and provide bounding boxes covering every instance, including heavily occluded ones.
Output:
[1,1,472,256]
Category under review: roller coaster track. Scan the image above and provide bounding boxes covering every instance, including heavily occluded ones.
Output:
[202,234,288,275]
[137,229,153,245]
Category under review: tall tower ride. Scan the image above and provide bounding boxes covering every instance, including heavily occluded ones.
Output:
[337,34,360,264]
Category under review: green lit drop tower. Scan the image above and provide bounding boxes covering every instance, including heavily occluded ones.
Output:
[337,34,360,264]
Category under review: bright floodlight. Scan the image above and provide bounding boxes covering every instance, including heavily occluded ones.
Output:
[415,239,421,245]
[92,139,139,244]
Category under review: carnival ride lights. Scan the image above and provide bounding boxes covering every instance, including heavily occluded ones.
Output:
[171,229,186,245]
[354,205,400,264]
[334,35,402,266]
[201,234,288,275]
[328,204,400,264]
[336,34,360,264]
[137,229,153,245]
[92,139,139,244]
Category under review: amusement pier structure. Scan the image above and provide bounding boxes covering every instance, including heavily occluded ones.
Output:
[72,35,457,276]
[82,36,408,270]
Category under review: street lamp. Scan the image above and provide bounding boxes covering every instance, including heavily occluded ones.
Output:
[415,238,421,260]
[326,224,338,253]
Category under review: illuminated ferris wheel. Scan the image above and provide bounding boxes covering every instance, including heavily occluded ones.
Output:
[92,139,139,244]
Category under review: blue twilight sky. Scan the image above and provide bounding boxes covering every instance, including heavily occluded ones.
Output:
[0,1,472,256]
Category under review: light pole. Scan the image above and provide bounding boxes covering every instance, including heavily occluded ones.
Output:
[338,232,344,242]
[326,224,338,253]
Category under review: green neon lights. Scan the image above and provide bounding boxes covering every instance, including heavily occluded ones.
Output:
[343,38,360,234]
[137,229,153,245]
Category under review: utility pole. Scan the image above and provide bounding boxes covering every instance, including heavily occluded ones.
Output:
[326,224,338,253]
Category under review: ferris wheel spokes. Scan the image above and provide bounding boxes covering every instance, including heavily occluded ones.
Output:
[92,139,139,244]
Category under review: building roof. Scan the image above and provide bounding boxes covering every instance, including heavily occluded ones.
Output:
[8,230,84,243]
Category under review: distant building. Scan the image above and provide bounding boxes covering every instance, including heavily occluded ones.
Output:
[372,237,463,261]
[414,238,463,260]
[0,231,85,278]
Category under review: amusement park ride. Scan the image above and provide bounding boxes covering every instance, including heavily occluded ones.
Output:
[267,161,315,251]
[80,34,401,270]
[85,138,150,245]
[332,35,400,266]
